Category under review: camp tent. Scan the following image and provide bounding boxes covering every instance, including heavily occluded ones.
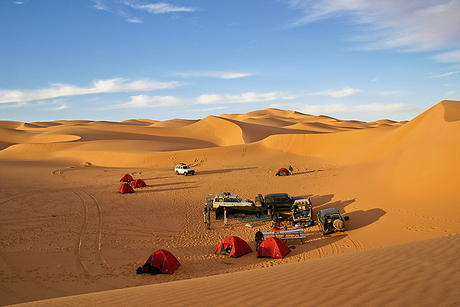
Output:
[117,183,135,194]
[136,249,181,275]
[257,237,290,259]
[275,168,290,176]
[132,179,147,188]
[214,236,252,258]
[120,174,134,182]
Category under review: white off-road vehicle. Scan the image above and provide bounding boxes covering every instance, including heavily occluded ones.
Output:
[175,163,195,176]
[212,192,254,209]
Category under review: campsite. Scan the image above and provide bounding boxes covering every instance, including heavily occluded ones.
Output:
[0,103,459,306]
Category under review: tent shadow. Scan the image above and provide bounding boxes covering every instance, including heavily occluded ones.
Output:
[292,169,325,176]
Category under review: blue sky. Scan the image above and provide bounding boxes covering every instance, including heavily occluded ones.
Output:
[1,0,459,122]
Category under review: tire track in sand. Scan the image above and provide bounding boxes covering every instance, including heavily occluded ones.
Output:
[52,168,139,286]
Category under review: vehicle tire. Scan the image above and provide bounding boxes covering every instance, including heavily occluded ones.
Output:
[176,171,179,175]
[184,172,188,176]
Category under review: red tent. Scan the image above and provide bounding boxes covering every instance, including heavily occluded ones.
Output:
[137,249,181,275]
[120,174,134,182]
[132,179,147,188]
[117,183,135,194]
[275,168,290,176]
[214,236,253,258]
[257,237,290,259]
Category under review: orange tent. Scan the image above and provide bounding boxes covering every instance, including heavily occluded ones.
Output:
[120,174,134,182]
[137,249,181,275]
[132,179,147,188]
[257,237,290,259]
[117,183,135,193]
[214,236,253,258]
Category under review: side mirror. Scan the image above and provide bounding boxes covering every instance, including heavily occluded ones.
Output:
[344,216,350,221]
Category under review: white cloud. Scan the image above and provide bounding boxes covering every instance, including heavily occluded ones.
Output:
[196,92,289,105]
[106,91,292,109]
[289,0,460,60]
[123,1,197,14]
[0,78,183,104]
[91,1,197,23]
[105,95,183,109]
[91,0,109,11]
[310,87,361,98]
[445,91,456,96]
[433,50,460,63]
[300,103,416,115]
[432,70,460,78]
[176,71,254,79]
[50,104,69,111]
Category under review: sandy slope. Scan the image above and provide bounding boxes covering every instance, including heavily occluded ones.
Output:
[0,100,459,306]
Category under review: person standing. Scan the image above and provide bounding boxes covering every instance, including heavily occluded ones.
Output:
[255,229,264,251]
[205,208,210,230]
[203,206,208,223]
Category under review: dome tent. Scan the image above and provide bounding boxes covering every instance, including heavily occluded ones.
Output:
[257,237,290,259]
[137,249,181,275]
[118,183,135,194]
[132,179,147,188]
[120,174,134,182]
[275,168,291,176]
[214,236,253,258]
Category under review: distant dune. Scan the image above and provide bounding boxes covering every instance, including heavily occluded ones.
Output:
[0,101,459,306]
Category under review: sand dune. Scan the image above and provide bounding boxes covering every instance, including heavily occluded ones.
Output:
[0,100,459,306]
[12,235,460,307]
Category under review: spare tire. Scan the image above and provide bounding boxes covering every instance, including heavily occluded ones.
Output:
[333,219,344,230]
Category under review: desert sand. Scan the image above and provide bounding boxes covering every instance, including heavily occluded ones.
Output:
[1,100,459,306]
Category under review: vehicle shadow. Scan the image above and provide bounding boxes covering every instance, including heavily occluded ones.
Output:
[309,194,386,230]
[344,208,386,230]
[198,167,258,176]
[310,194,335,207]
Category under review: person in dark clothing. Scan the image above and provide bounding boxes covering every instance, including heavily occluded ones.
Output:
[255,229,264,251]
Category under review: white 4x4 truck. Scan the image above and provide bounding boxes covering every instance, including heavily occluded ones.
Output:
[212,192,254,209]
[175,163,195,176]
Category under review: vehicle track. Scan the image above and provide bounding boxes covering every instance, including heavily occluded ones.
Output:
[346,234,365,252]
[52,168,139,284]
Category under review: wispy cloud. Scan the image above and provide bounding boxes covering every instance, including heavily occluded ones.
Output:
[433,49,460,63]
[176,71,254,79]
[431,70,460,78]
[91,0,197,23]
[300,103,417,115]
[310,87,361,98]
[49,103,69,111]
[0,78,184,104]
[106,91,292,109]
[288,0,460,61]
[196,92,286,104]
[122,1,197,14]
